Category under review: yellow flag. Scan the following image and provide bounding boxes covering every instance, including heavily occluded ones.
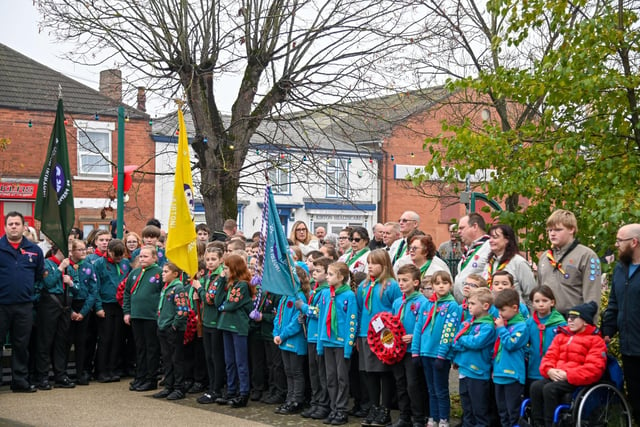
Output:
[165,109,198,277]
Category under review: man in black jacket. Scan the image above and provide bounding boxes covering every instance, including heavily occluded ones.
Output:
[0,212,45,392]
[602,223,640,424]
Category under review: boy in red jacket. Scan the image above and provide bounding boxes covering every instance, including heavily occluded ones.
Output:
[528,301,606,427]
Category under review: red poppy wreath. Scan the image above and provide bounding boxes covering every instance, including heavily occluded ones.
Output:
[367,312,407,365]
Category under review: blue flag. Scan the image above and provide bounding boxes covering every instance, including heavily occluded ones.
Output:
[261,186,299,296]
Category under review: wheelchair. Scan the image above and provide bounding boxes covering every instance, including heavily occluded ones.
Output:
[518,355,632,427]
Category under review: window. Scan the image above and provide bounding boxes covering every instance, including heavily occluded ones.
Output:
[326,158,349,198]
[75,120,115,177]
[268,157,291,194]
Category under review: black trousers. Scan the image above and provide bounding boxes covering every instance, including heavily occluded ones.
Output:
[0,302,33,389]
[184,335,207,385]
[249,331,268,392]
[264,338,287,397]
[308,342,330,408]
[35,293,71,381]
[158,327,185,391]
[131,318,160,383]
[325,347,351,412]
[530,379,575,427]
[281,350,306,404]
[494,382,524,427]
[96,303,123,377]
[68,300,90,377]
[202,326,226,394]
[392,353,428,422]
[460,377,491,427]
[622,355,640,425]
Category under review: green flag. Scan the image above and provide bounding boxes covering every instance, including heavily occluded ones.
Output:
[35,98,75,257]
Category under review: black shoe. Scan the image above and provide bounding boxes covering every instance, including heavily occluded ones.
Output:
[12,384,37,393]
[262,393,286,404]
[362,406,379,426]
[188,382,205,394]
[275,402,289,414]
[135,381,158,391]
[352,406,370,418]
[55,377,76,389]
[153,388,172,399]
[323,412,336,424]
[332,411,349,425]
[250,389,263,401]
[166,390,185,400]
[302,405,318,418]
[312,407,332,420]
[230,395,249,408]
[129,379,143,391]
[278,402,304,415]
[37,381,52,391]
[348,405,362,416]
[197,392,217,404]
[370,407,391,427]
[96,375,112,383]
[392,419,412,427]
[110,374,120,382]
[216,393,237,405]
[76,375,90,386]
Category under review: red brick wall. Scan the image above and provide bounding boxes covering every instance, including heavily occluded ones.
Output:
[0,107,155,237]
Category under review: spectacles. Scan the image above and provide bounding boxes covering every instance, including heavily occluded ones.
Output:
[408,246,422,252]
[464,282,479,288]
[296,228,307,232]
[349,237,362,243]
[399,218,416,223]
[421,287,433,292]
[615,237,634,244]
[338,236,349,240]
[567,314,580,321]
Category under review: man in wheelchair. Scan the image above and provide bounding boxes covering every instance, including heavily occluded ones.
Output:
[528,301,607,427]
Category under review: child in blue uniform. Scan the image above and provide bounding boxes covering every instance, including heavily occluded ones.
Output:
[412,270,461,427]
[317,261,358,426]
[491,271,530,319]
[525,286,566,395]
[356,249,402,427]
[452,287,496,427]
[273,265,310,415]
[391,264,429,427]
[492,288,529,427]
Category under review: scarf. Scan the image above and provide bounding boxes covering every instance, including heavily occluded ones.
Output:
[532,309,566,356]
[363,277,381,313]
[398,291,420,321]
[326,284,351,338]
[346,247,369,268]
[545,239,580,276]
[419,259,433,279]
[309,281,329,305]
[157,278,181,315]
[486,254,509,288]
[454,314,494,343]
[493,312,525,360]
[421,293,456,333]
[460,235,489,270]
[130,264,158,295]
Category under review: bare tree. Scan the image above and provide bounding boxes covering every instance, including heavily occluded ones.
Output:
[38,0,423,229]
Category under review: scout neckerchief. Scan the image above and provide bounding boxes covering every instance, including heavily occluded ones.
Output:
[205,266,224,304]
[130,264,158,295]
[363,277,381,313]
[421,292,456,333]
[393,239,407,264]
[454,315,494,343]
[398,291,419,321]
[347,247,369,268]
[158,278,181,315]
[68,258,83,286]
[309,281,329,305]
[419,259,433,279]
[545,239,580,276]
[532,309,566,356]
[486,254,509,288]
[104,253,122,276]
[460,235,489,270]
[94,249,106,258]
[492,312,525,360]
[326,283,351,338]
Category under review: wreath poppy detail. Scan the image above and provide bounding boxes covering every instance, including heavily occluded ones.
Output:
[367,312,407,365]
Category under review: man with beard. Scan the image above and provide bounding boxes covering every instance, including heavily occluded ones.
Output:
[536,210,601,315]
[453,213,491,303]
[602,224,640,424]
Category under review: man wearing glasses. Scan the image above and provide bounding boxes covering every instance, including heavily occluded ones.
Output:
[390,211,420,270]
[453,213,491,302]
[602,223,640,424]
[536,209,601,315]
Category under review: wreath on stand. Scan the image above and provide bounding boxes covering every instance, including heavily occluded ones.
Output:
[367,312,407,365]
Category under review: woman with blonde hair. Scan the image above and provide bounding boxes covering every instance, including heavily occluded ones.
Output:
[288,221,319,256]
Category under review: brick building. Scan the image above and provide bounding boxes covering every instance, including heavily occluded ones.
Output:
[0,43,155,237]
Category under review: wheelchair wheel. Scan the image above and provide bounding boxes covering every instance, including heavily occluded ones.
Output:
[573,383,632,427]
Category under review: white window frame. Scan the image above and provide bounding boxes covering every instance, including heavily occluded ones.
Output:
[326,158,349,198]
[74,120,115,178]
[268,156,291,195]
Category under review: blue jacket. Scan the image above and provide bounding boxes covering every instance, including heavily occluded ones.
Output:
[526,309,566,380]
[411,294,461,359]
[391,292,427,335]
[602,261,640,356]
[489,302,530,320]
[39,258,66,295]
[299,282,330,343]
[317,286,358,359]
[273,291,308,355]
[66,260,99,316]
[93,256,130,311]
[356,278,402,337]
[0,236,44,304]
[493,314,529,384]
[452,315,496,380]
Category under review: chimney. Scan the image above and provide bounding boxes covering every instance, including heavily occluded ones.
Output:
[99,69,122,102]
[137,87,146,112]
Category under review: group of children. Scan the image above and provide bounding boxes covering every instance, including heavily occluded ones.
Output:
[30,222,609,427]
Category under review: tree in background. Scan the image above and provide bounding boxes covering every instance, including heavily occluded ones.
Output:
[37,0,421,229]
